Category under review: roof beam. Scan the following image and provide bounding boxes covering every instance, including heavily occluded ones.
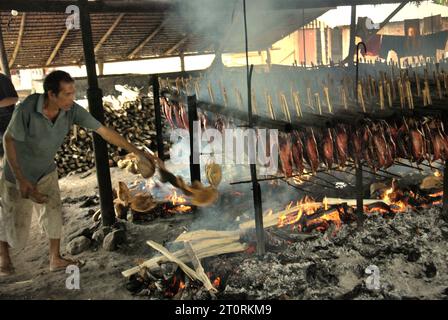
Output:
[9,12,26,68]
[127,20,168,59]
[1,1,172,13]
[1,0,402,12]
[164,36,189,56]
[94,13,125,54]
[46,28,69,66]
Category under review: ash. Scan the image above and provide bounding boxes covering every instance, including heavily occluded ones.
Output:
[208,207,448,300]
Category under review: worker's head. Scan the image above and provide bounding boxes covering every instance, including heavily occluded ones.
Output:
[44,70,75,111]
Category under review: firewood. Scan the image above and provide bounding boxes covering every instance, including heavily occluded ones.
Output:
[147,240,200,281]
[184,241,218,294]
[174,230,241,243]
[122,240,247,278]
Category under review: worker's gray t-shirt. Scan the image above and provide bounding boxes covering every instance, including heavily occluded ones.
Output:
[2,93,102,184]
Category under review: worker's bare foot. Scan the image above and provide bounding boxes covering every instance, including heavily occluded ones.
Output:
[49,256,79,272]
[0,264,15,277]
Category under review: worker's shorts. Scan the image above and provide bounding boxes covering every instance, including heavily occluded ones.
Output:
[0,170,62,250]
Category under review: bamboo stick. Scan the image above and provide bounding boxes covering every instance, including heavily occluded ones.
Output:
[147,240,200,281]
[184,241,218,294]
[323,87,332,113]
[293,91,303,118]
[207,80,215,104]
[357,82,366,112]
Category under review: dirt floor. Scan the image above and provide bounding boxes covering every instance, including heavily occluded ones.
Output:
[0,167,197,300]
[1,166,448,300]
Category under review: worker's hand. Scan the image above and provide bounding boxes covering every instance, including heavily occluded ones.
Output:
[17,178,35,199]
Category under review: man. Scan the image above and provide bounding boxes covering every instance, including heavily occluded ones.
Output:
[0,73,19,158]
[0,70,154,276]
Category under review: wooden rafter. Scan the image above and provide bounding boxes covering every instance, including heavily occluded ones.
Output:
[94,13,125,54]
[9,13,26,68]
[46,28,69,66]
[127,20,167,59]
[164,36,189,56]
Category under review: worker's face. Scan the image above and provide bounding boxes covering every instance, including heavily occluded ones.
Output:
[49,81,76,111]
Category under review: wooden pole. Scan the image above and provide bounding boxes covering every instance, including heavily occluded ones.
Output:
[188,95,201,183]
[0,17,11,76]
[347,5,357,66]
[152,75,165,161]
[78,0,115,226]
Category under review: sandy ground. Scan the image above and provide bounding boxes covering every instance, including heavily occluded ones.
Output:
[0,167,197,300]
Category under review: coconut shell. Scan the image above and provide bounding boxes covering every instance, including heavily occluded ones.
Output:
[136,156,155,178]
[420,175,443,190]
[117,181,131,205]
[130,192,157,212]
[206,163,222,187]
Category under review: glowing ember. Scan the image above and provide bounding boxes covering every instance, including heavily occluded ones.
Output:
[179,281,186,290]
[434,170,442,177]
[165,191,192,213]
[213,277,221,288]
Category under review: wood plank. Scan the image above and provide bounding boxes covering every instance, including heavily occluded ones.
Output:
[94,13,125,54]
[127,20,168,59]
[147,240,200,281]
[122,240,247,278]
[174,230,240,243]
[184,241,218,294]
[239,201,322,230]
[46,28,69,66]
[9,13,26,68]
[165,36,189,56]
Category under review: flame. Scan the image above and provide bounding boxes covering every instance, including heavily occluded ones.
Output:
[323,197,329,210]
[165,190,192,213]
[277,195,321,228]
[168,191,187,205]
[434,170,441,177]
[382,187,394,204]
[213,277,221,288]
[179,281,186,290]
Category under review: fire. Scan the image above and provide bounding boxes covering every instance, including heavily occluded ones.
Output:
[213,277,221,288]
[434,170,442,177]
[168,191,187,205]
[179,281,186,290]
[382,187,394,204]
[165,191,192,213]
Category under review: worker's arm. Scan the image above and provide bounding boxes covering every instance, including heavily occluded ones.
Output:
[0,97,19,108]
[95,125,156,161]
[3,133,35,198]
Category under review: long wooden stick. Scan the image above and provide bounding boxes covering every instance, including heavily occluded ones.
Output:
[122,240,246,278]
[147,240,200,281]
[184,241,218,294]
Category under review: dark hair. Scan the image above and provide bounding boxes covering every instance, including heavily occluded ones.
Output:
[43,70,74,97]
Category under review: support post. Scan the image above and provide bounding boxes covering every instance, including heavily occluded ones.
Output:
[78,0,115,226]
[243,0,265,256]
[355,159,364,221]
[187,95,201,183]
[180,51,185,72]
[347,5,357,66]
[443,161,448,219]
[0,17,11,76]
[152,75,165,161]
